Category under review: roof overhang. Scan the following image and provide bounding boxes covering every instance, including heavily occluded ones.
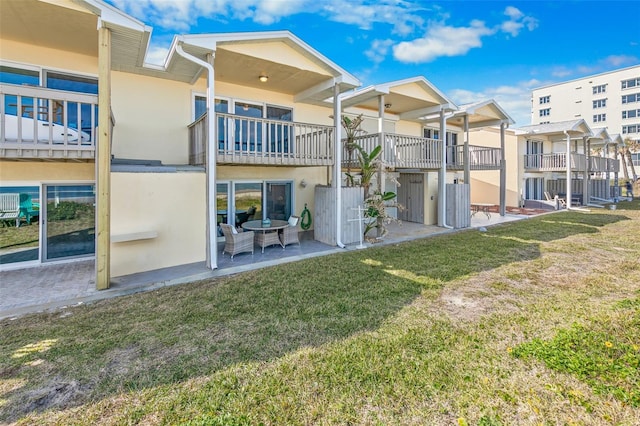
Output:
[0,0,152,70]
[165,31,360,103]
[340,76,457,121]
[516,119,593,142]
[445,99,515,129]
[589,127,612,146]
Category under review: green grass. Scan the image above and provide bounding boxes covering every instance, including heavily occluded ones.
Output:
[1,201,640,425]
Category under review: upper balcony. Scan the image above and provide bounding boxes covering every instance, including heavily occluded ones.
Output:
[0,84,100,161]
[188,112,334,167]
[524,152,585,172]
[343,133,502,171]
[590,156,620,173]
[524,152,619,173]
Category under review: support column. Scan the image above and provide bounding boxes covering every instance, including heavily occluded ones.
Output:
[565,131,572,209]
[614,144,619,201]
[438,109,447,227]
[206,53,217,270]
[499,122,506,216]
[96,25,111,290]
[333,82,344,247]
[583,136,590,205]
[377,95,385,194]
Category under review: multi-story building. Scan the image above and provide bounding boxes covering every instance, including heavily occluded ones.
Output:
[531,65,640,142]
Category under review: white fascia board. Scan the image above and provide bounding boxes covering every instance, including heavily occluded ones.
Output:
[339,86,389,108]
[80,0,151,32]
[403,103,457,121]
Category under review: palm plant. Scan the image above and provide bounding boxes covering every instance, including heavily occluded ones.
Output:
[341,114,365,186]
[621,137,639,180]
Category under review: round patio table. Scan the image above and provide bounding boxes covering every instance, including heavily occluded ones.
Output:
[241,219,289,252]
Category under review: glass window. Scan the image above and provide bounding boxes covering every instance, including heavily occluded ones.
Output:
[194,95,206,120]
[0,65,39,86]
[539,108,550,117]
[0,186,40,264]
[539,95,550,104]
[592,99,606,108]
[45,71,98,95]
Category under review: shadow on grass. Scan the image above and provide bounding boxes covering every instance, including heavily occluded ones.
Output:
[0,210,628,421]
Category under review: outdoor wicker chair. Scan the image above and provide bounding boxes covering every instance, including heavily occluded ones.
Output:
[279,215,300,248]
[220,223,254,259]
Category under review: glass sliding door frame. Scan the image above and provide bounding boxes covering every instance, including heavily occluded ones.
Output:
[41,182,96,262]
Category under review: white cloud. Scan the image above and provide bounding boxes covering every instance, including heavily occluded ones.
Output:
[393,20,494,63]
[109,0,426,34]
[110,0,308,31]
[605,55,638,67]
[321,0,426,36]
[392,6,537,64]
[365,39,394,63]
[448,79,544,127]
[500,6,537,37]
[145,45,170,66]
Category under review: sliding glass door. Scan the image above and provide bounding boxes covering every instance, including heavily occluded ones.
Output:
[265,181,292,221]
[43,184,95,261]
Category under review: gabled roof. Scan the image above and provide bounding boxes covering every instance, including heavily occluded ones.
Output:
[0,0,152,71]
[516,119,593,141]
[167,31,360,103]
[590,127,612,144]
[339,76,456,121]
[446,99,515,129]
[610,133,624,146]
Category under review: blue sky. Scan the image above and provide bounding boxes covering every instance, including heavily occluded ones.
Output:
[105,0,640,126]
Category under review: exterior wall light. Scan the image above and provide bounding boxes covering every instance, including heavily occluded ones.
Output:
[259,75,268,82]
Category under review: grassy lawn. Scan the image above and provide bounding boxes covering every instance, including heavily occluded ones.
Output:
[1,202,639,425]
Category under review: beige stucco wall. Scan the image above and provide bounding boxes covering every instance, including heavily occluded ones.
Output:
[0,161,94,182]
[0,39,97,75]
[110,171,206,277]
[467,127,520,206]
[111,72,192,164]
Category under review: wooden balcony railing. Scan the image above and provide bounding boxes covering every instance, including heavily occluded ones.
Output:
[524,152,587,171]
[446,145,502,170]
[0,84,100,160]
[344,133,441,170]
[189,112,334,166]
[525,152,619,173]
[343,133,501,171]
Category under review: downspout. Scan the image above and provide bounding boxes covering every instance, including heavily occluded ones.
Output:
[463,114,470,187]
[499,122,507,216]
[333,82,345,248]
[563,130,572,209]
[176,43,218,269]
[439,108,454,229]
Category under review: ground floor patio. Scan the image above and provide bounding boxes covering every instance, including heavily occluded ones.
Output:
[0,213,529,320]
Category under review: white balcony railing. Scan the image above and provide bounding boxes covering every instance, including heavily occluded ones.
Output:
[524,152,587,171]
[344,133,441,170]
[446,145,502,170]
[189,112,334,166]
[0,84,99,160]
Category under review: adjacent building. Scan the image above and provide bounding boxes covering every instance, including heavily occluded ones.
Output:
[531,65,640,173]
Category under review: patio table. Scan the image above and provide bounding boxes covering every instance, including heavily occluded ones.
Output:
[241,219,289,253]
[471,203,493,219]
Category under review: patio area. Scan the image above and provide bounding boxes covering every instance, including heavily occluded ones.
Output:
[0,211,531,320]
